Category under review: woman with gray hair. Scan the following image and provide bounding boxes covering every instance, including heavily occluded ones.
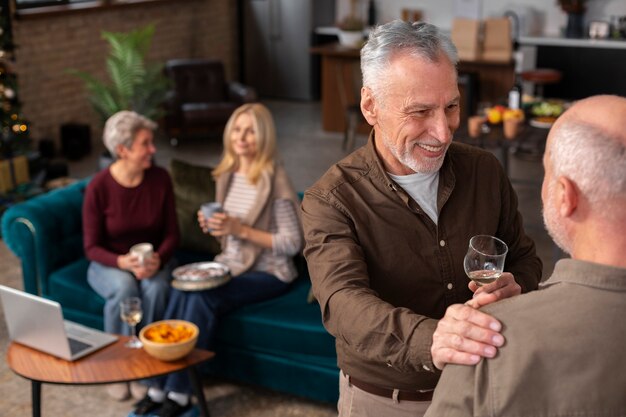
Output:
[82,110,180,401]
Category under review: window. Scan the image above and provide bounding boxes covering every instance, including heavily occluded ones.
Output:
[15,0,94,9]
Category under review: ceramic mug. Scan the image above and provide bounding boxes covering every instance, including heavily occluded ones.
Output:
[200,202,224,232]
[130,243,154,266]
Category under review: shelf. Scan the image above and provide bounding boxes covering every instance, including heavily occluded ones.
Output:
[519,36,626,50]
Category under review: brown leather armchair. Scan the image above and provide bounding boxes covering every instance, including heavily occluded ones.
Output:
[163,59,257,144]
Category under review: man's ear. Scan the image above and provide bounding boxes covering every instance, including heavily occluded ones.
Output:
[360,86,377,126]
[557,176,578,217]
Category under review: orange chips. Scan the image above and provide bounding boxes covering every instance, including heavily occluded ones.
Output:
[143,322,194,343]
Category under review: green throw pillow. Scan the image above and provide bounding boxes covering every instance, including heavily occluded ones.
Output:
[169,159,221,255]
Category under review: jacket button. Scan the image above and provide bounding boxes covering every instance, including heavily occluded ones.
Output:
[447,283,453,290]
[439,240,445,247]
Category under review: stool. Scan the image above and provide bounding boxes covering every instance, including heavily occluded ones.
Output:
[521,68,562,99]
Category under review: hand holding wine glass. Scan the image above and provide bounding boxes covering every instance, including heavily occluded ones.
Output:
[120,297,143,348]
[463,235,508,287]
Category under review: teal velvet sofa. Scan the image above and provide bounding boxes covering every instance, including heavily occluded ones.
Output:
[1,167,339,403]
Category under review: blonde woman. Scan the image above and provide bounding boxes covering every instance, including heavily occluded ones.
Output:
[131,103,303,417]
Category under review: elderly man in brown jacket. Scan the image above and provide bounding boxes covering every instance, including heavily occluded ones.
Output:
[301,20,542,417]
[426,94,626,416]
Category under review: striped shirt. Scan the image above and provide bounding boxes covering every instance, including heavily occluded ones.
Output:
[215,173,302,282]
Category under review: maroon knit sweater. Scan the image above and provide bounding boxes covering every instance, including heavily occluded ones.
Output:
[82,165,180,267]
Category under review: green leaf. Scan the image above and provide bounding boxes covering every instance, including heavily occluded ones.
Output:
[66,23,168,124]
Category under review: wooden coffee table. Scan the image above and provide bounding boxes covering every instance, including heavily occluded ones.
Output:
[6,336,215,417]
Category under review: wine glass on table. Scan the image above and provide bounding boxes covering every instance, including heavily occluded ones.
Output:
[120,297,143,348]
[463,235,508,287]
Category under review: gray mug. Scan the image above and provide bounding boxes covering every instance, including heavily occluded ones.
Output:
[200,202,224,231]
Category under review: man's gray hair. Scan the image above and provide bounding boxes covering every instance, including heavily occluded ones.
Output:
[550,120,626,208]
[103,110,157,158]
[360,20,458,99]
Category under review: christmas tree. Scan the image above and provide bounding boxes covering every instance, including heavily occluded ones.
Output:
[0,0,30,159]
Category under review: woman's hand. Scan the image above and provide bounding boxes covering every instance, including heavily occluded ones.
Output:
[197,210,210,233]
[207,212,245,237]
[117,252,161,280]
[133,252,161,280]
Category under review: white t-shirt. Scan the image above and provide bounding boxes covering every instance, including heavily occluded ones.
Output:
[389,171,440,225]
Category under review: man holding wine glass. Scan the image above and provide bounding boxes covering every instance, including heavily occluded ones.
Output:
[426,94,626,415]
[302,20,542,417]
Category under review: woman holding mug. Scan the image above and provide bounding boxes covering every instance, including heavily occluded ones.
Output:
[131,103,303,417]
[83,110,180,400]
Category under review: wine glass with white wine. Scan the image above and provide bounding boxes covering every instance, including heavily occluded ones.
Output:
[120,297,143,348]
[463,235,508,287]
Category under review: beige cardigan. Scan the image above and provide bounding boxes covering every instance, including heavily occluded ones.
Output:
[214,163,301,277]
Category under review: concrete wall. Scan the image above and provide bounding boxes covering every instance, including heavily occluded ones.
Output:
[12,0,237,145]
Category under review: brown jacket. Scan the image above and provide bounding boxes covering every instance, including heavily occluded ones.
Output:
[302,134,542,391]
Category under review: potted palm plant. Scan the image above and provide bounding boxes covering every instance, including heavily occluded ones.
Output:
[68,23,170,124]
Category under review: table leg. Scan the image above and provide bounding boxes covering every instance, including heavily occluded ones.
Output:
[32,381,41,417]
[188,367,210,417]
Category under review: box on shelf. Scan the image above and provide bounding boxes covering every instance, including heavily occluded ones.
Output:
[452,18,482,61]
[0,156,30,193]
[482,18,512,62]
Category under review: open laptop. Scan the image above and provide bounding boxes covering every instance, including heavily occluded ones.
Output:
[0,285,117,361]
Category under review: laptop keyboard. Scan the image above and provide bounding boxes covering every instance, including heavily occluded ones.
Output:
[65,323,93,339]
[68,337,92,355]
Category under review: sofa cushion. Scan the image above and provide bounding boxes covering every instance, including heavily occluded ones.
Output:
[216,278,336,359]
[48,257,104,316]
[169,159,221,255]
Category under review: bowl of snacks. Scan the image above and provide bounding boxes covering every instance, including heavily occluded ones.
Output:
[139,320,199,361]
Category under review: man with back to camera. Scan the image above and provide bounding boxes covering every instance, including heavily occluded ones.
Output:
[425,94,626,416]
[301,20,542,417]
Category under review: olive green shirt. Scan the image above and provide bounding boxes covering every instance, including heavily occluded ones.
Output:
[302,134,542,392]
[426,259,626,416]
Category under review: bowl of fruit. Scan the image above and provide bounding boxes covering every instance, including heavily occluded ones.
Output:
[529,100,566,128]
[139,320,199,361]
[486,105,525,125]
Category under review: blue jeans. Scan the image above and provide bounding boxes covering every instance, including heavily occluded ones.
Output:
[154,271,290,394]
[87,259,175,334]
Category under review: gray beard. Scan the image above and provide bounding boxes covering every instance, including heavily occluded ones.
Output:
[380,131,447,174]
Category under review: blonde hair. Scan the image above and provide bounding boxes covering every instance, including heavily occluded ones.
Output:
[212,103,277,184]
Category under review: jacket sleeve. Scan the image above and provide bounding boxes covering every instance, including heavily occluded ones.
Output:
[270,199,303,256]
[424,362,478,417]
[82,180,119,267]
[301,188,439,373]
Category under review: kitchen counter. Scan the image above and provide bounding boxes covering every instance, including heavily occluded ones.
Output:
[523,37,626,99]
[520,36,626,50]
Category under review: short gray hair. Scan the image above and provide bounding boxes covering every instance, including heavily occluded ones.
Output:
[360,20,458,99]
[103,110,157,158]
[550,120,626,209]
